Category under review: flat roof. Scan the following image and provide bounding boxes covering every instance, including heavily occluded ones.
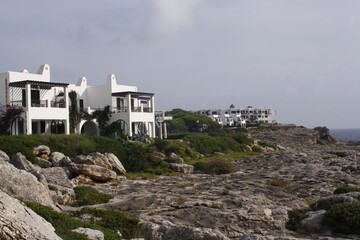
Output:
[9,80,69,89]
[112,91,154,98]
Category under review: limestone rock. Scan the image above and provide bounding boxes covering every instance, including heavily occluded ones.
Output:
[68,163,117,182]
[300,210,326,233]
[71,174,93,186]
[0,160,55,208]
[37,157,53,168]
[10,152,48,186]
[0,190,61,240]
[104,152,126,174]
[170,163,194,174]
[155,151,166,160]
[0,150,9,162]
[144,220,230,240]
[169,152,185,164]
[74,152,112,170]
[50,152,72,167]
[72,227,104,240]
[41,167,73,188]
[313,126,337,144]
[48,183,76,205]
[33,145,51,159]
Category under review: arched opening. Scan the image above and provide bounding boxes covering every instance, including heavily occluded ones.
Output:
[81,120,98,136]
[11,116,25,135]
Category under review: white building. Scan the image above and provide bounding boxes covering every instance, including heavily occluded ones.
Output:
[0,64,70,135]
[0,64,156,138]
[69,74,156,138]
[195,106,275,127]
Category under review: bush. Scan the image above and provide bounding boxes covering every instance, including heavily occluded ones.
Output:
[329,151,349,157]
[310,197,345,211]
[285,209,307,231]
[324,202,360,234]
[258,141,277,150]
[334,186,360,194]
[75,208,144,239]
[25,201,121,240]
[194,158,237,175]
[73,186,112,206]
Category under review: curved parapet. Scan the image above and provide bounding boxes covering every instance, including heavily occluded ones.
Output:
[36,64,50,81]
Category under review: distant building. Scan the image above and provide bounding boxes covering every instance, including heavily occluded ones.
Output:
[194,106,276,127]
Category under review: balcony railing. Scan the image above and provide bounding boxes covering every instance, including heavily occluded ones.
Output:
[9,100,66,108]
[112,106,153,113]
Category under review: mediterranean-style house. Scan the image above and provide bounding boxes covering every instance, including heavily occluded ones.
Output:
[0,64,156,138]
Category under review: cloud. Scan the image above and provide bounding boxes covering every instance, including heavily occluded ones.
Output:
[149,0,202,35]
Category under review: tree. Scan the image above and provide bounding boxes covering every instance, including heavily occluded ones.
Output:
[0,105,23,135]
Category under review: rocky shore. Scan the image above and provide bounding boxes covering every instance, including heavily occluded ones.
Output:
[1,126,360,239]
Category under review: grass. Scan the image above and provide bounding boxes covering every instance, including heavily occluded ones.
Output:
[25,201,123,240]
[266,179,292,189]
[73,186,112,206]
[75,208,144,239]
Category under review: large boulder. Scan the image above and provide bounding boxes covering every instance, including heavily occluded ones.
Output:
[41,167,75,205]
[0,160,55,208]
[50,152,72,167]
[74,152,112,170]
[144,220,230,240]
[170,163,194,174]
[168,153,184,164]
[104,153,126,174]
[10,152,48,186]
[0,150,9,162]
[313,126,337,144]
[68,163,117,182]
[0,190,61,240]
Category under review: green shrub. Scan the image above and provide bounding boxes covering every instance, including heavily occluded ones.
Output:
[310,197,345,211]
[75,208,144,239]
[334,186,360,194]
[193,158,237,175]
[73,186,112,206]
[324,202,360,234]
[329,151,349,157]
[25,201,121,240]
[341,165,357,173]
[285,209,307,231]
[251,145,262,152]
[258,141,277,150]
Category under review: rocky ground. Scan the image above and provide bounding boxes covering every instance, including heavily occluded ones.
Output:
[92,126,360,239]
[1,126,360,239]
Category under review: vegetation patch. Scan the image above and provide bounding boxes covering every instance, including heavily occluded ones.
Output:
[310,197,345,211]
[334,186,360,195]
[341,165,357,173]
[193,158,238,175]
[25,201,122,240]
[266,179,291,189]
[75,208,144,239]
[73,186,112,206]
[323,202,360,235]
[328,151,349,158]
[258,141,277,150]
[285,209,307,232]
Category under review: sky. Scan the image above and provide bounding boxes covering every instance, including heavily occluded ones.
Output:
[1,0,360,129]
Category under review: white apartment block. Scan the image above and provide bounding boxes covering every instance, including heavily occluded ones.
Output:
[0,64,156,138]
[194,106,276,127]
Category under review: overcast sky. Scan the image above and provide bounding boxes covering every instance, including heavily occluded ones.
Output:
[1,0,359,128]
